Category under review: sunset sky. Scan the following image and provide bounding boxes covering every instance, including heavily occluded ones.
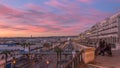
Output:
[0,0,120,37]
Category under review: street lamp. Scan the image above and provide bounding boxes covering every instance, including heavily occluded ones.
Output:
[87,32,91,35]
[12,57,16,68]
[46,60,50,68]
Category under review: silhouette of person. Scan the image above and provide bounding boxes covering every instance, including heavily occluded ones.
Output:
[104,43,112,57]
[98,39,106,56]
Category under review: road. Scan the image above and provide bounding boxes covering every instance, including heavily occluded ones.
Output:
[13,41,74,68]
[27,54,56,68]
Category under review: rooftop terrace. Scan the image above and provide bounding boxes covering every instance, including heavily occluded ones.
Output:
[89,50,120,68]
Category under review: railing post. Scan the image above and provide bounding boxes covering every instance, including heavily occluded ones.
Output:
[74,59,76,68]
[82,47,95,64]
[72,61,74,68]
[63,51,85,68]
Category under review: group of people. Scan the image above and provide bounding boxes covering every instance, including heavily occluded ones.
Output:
[96,39,112,57]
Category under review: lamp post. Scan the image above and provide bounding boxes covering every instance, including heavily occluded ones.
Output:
[12,57,16,68]
[54,46,63,68]
[46,60,50,68]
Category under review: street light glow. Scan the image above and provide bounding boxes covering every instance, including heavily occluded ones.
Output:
[46,60,50,64]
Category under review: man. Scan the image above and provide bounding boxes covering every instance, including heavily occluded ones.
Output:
[98,40,106,56]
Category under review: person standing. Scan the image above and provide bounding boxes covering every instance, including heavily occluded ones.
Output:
[104,43,112,57]
[98,40,106,56]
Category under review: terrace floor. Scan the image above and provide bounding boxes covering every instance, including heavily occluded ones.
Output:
[89,50,120,68]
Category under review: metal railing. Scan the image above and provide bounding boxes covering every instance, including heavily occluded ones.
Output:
[63,51,84,68]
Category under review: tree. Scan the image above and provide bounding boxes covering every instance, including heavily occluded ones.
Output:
[20,42,33,60]
[54,46,63,68]
[20,42,33,51]
[0,50,11,68]
[20,42,26,50]
[25,42,33,51]
[43,43,52,48]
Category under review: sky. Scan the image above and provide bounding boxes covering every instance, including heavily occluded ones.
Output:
[0,0,120,37]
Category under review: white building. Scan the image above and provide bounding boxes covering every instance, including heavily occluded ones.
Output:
[79,12,120,50]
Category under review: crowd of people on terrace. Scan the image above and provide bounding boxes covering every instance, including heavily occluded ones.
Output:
[96,39,112,57]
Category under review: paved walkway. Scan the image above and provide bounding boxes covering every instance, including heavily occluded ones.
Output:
[94,50,120,68]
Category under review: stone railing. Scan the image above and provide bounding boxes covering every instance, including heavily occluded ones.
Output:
[63,51,83,68]
[82,47,95,64]
[63,46,96,68]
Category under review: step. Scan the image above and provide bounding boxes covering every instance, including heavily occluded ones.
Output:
[87,64,108,68]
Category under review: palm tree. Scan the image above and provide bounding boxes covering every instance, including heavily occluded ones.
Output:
[27,42,33,57]
[20,42,33,52]
[19,42,33,60]
[25,42,31,52]
[26,42,33,59]
[54,46,63,68]
[0,50,11,68]
[43,43,51,48]
[20,42,26,50]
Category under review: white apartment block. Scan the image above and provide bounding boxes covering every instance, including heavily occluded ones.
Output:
[79,12,120,50]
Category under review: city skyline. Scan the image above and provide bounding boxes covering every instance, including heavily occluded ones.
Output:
[0,0,120,37]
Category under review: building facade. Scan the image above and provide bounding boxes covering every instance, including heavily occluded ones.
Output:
[79,12,120,50]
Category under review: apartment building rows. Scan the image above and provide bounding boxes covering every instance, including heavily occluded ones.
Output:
[79,12,120,49]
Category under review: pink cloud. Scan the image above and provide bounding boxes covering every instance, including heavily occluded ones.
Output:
[26,3,49,13]
[77,0,93,3]
[0,22,48,34]
[110,0,120,2]
[0,1,114,37]
[0,4,25,16]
